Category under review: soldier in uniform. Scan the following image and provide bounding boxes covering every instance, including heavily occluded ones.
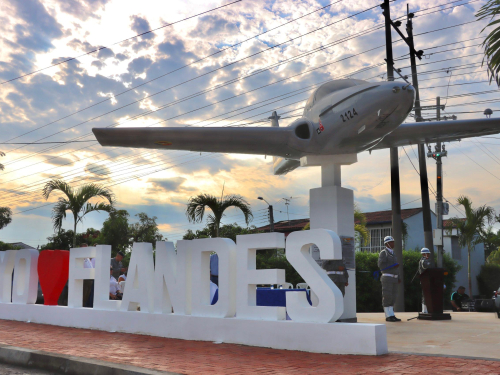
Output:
[323,259,349,296]
[419,248,432,313]
[378,236,401,322]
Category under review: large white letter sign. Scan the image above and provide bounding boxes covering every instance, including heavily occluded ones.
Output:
[12,249,39,305]
[94,245,121,311]
[236,232,286,320]
[154,241,192,315]
[68,247,96,308]
[191,238,236,318]
[0,250,16,303]
[121,242,155,313]
[286,229,344,323]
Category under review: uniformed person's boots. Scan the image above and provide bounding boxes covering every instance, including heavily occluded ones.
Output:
[384,306,401,322]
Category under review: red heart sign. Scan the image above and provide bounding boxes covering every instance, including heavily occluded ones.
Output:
[37,250,70,305]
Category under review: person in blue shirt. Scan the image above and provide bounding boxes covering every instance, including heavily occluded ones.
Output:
[210,253,218,286]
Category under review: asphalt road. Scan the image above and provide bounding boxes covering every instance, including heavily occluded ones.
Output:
[0,364,52,374]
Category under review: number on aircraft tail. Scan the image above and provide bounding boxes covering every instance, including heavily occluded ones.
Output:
[340,108,358,122]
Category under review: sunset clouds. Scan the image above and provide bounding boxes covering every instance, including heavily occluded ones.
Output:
[0,0,497,246]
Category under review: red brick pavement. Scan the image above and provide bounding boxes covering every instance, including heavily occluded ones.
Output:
[0,320,499,374]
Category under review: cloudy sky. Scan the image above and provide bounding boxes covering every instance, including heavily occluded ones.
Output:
[0,0,498,247]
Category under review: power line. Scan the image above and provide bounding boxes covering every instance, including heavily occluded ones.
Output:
[3,5,477,164]
[1,44,485,205]
[0,0,243,85]
[2,11,383,167]
[2,2,488,207]
[2,0,343,144]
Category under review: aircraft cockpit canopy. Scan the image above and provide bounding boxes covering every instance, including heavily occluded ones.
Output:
[304,79,367,112]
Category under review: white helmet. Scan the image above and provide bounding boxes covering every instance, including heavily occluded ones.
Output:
[421,248,431,254]
[384,236,394,244]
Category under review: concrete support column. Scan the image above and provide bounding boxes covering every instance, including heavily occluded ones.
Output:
[301,154,358,321]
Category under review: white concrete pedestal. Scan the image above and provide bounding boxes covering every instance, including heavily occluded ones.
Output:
[301,154,358,321]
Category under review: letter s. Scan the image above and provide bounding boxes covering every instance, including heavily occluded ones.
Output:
[285,229,343,323]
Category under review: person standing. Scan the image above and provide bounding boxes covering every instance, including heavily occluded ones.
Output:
[418,248,432,313]
[310,244,348,296]
[110,251,126,280]
[322,259,349,297]
[378,236,401,322]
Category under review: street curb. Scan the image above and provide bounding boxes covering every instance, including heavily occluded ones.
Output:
[0,344,183,375]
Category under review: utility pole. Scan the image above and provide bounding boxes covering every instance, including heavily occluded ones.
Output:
[406,6,435,265]
[258,196,274,232]
[269,205,275,232]
[426,97,450,268]
[282,197,292,224]
[382,0,404,312]
[436,97,444,268]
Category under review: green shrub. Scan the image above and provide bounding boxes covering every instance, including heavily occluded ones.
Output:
[477,264,500,297]
[0,241,21,251]
[355,251,460,312]
[257,251,304,287]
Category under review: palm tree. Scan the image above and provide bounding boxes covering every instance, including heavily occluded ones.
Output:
[186,193,253,237]
[477,1,500,86]
[43,180,115,247]
[354,203,370,247]
[446,196,495,296]
[0,151,5,171]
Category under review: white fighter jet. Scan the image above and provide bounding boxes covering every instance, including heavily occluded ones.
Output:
[93,79,500,175]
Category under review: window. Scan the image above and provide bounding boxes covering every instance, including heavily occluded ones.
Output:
[451,237,461,260]
[359,227,393,253]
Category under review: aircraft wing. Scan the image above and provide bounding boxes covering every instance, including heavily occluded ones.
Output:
[374,118,500,149]
[92,126,304,158]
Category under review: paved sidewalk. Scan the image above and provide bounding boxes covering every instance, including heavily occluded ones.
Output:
[0,320,499,374]
[359,311,500,359]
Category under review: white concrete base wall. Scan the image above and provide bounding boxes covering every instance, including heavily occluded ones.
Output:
[0,303,388,356]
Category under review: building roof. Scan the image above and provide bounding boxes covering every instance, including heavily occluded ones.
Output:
[255,207,426,233]
[257,218,309,235]
[443,218,465,228]
[360,208,424,226]
[8,242,36,250]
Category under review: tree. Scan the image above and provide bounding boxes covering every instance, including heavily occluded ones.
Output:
[186,193,253,237]
[0,207,12,230]
[0,151,5,171]
[40,229,76,250]
[96,209,130,255]
[0,241,21,251]
[446,196,495,296]
[129,212,164,247]
[183,222,256,242]
[477,1,500,86]
[42,180,114,248]
[354,203,370,247]
[479,226,500,259]
[486,248,500,265]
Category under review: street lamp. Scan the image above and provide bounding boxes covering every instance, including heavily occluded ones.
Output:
[257,196,274,232]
